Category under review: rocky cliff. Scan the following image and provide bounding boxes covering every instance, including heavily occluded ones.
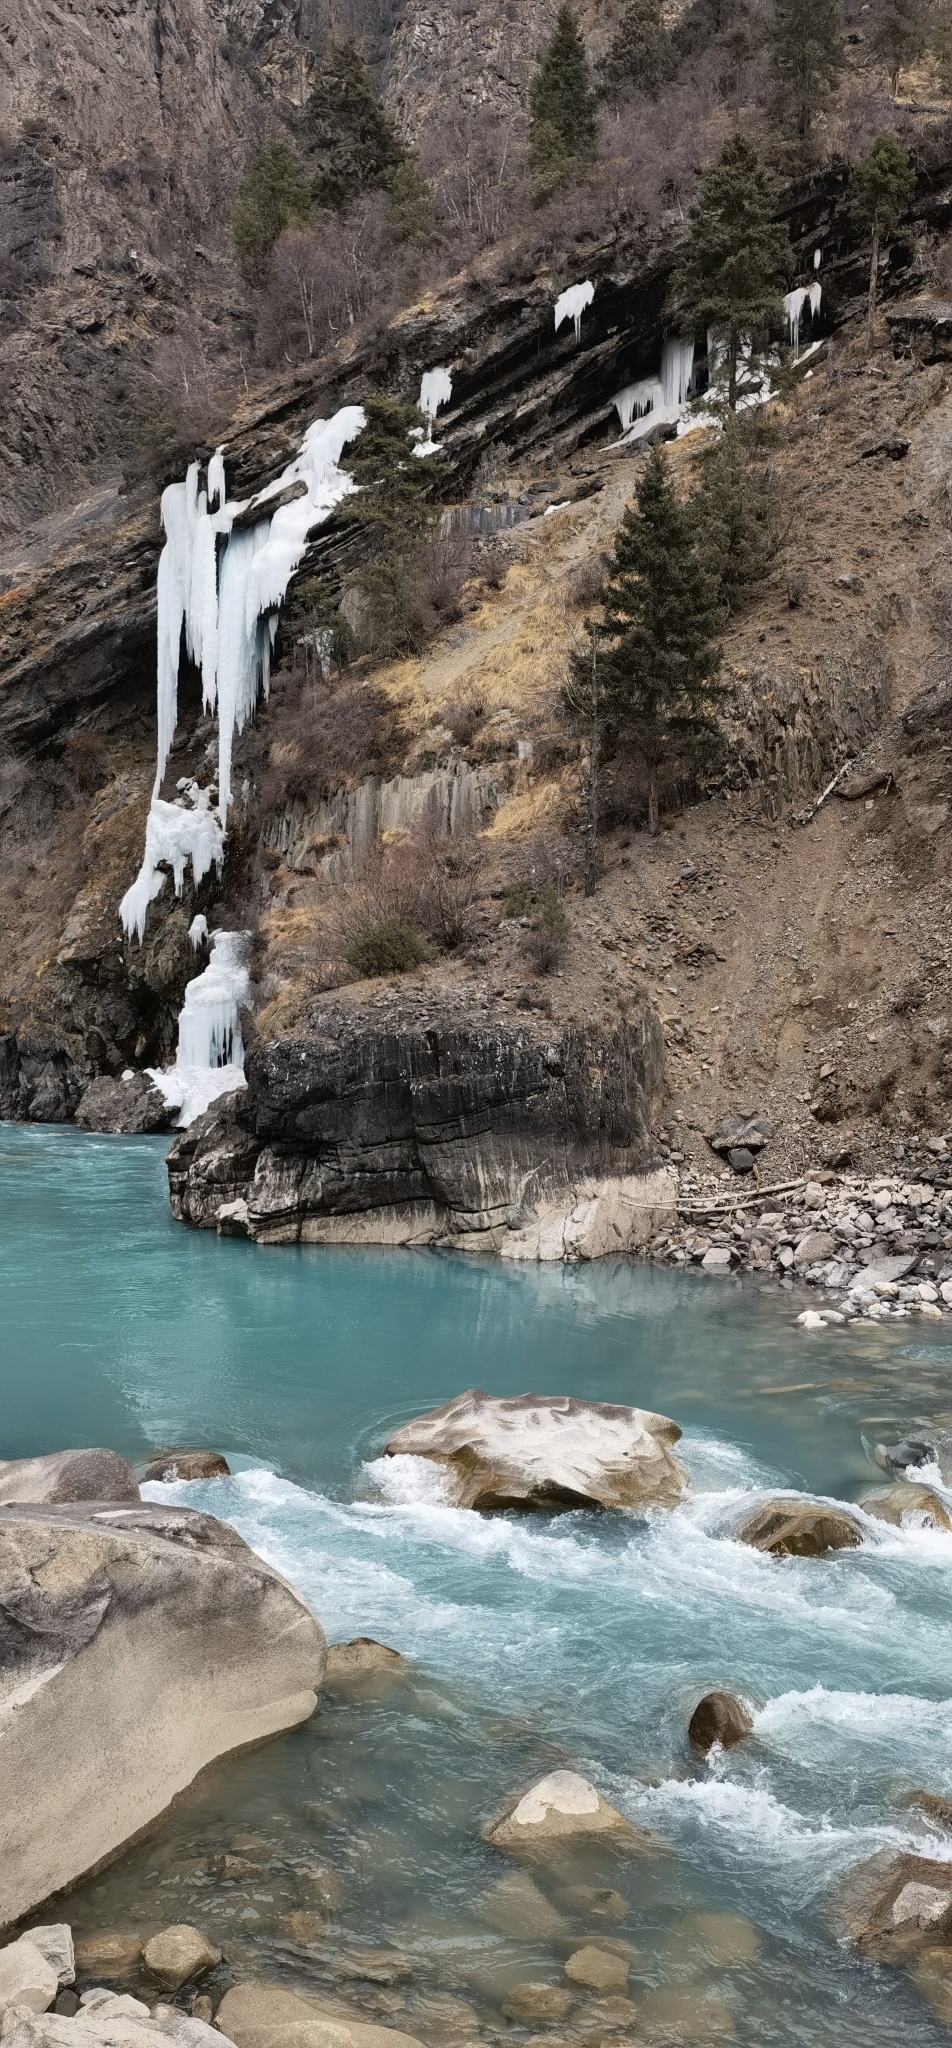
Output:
[167,1007,675,1257]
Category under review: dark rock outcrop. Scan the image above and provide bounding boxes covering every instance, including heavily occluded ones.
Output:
[166,1012,672,1257]
[0,1500,325,1930]
[75,1073,174,1135]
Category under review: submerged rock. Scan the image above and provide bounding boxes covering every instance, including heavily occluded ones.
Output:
[215,1983,426,2048]
[323,1639,408,1681]
[138,1451,230,1483]
[737,1499,863,1558]
[836,1850,952,1960]
[383,1390,686,1513]
[479,1872,565,1939]
[563,1946,630,1992]
[0,1450,139,1507]
[915,1792,952,1831]
[501,1984,574,2024]
[141,1929,220,1991]
[71,1937,141,1981]
[859,1484,952,1532]
[555,1886,626,1922]
[687,1692,753,1752]
[486,1770,641,1856]
[0,1503,325,1930]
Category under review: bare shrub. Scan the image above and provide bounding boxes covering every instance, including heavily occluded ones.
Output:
[335,828,483,970]
[568,555,606,608]
[418,527,473,627]
[443,692,487,747]
[419,107,527,254]
[479,541,509,590]
[259,199,397,364]
[255,669,401,811]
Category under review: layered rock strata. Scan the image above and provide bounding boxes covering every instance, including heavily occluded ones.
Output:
[166,1013,674,1260]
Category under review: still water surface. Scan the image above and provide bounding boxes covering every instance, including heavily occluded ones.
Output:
[4,1125,952,2044]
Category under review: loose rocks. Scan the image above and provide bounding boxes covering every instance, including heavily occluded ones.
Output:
[486,1772,638,1856]
[563,1948,630,1993]
[142,1929,220,1991]
[687,1692,753,1752]
[737,1499,863,1558]
[384,1390,686,1512]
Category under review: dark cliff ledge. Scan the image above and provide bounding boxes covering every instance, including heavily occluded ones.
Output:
[167,1008,676,1261]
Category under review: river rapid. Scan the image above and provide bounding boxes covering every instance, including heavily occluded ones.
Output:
[4,1124,952,2044]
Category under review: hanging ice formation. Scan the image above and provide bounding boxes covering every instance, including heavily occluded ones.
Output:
[414,367,453,457]
[147,930,252,1128]
[119,404,366,945]
[554,281,595,344]
[613,337,695,436]
[783,281,822,360]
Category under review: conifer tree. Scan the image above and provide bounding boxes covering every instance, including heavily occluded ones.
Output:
[853,132,916,353]
[767,0,843,151]
[386,159,437,246]
[305,36,407,212]
[872,0,926,90]
[233,141,315,278]
[667,137,789,414]
[599,0,677,100]
[529,6,598,195]
[572,446,722,836]
[693,416,785,613]
[345,394,443,655]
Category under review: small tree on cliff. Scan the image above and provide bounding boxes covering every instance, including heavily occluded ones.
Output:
[569,447,723,840]
[668,136,788,414]
[233,141,314,278]
[529,6,598,195]
[872,0,927,92]
[305,36,407,211]
[344,393,444,655]
[598,0,677,100]
[853,132,916,353]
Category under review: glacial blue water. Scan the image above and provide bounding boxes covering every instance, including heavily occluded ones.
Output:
[5,1122,952,2045]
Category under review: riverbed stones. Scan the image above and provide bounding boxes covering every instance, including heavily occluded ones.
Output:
[837,1851,952,1959]
[0,1502,326,1929]
[737,1499,863,1558]
[323,1639,407,1680]
[556,1887,627,1922]
[215,1983,427,2048]
[563,1947,630,1993]
[277,1914,327,1948]
[0,1943,59,2016]
[501,1984,574,2024]
[687,1693,753,1752]
[486,1771,638,1856]
[71,1937,141,1980]
[638,1988,735,2039]
[0,1451,139,1506]
[1,1996,230,2048]
[384,1391,686,1512]
[479,1872,564,1938]
[915,1792,952,1831]
[138,1452,230,1483]
[859,1484,952,1532]
[142,1929,220,1991]
[21,1936,72,1992]
[687,1913,760,1964]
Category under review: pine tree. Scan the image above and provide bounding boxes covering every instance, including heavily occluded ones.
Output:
[305,37,407,212]
[667,137,789,415]
[529,6,598,196]
[386,159,437,247]
[767,0,843,151]
[233,141,315,279]
[599,0,677,100]
[578,446,722,836]
[872,0,926,90]
[345,394,443,655]
[693,416,785,614]
[853,132,916,353]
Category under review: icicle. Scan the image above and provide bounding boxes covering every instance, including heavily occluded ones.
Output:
[554,281,594,343]
[613,378,664,432]
[809,280,822,318]
[814,248,822,271]
[419,367,453,420]
[660,337,695,410]
[207,446,226,510]
[147,930,251,1128]
[783,283,821,360]
[119,793,224,944]
[188,914,208,950]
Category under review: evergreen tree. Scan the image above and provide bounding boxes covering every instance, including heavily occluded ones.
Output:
[667,136,789,414]
[345,394,444,655]
[386,159,438,246]
[693,416,785,614]
[574,447,722,836]
[233,141,314,278]
[853,132,916,353]
[767,0,843,151]
[529,6,598,196]
[872,0,926,90]
[305,36,407,212]
[599,0,677,100]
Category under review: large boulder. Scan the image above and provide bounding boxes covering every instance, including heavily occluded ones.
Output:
[0,1502,325,1930]
[4,1993,232,2048]
[215,1984,426,2048]
[75,1076,174,1136]
[383,1390,686,1512]
[0,1940,59,2015]
[0,1451,139,1506]
[485,1770,644,1857]
[138,1452,230,1484]
[836,1851,952,1961]
[737,1499,863,1558]
[860,1484,952,1533]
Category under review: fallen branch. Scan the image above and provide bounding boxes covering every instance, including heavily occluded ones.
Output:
[790,759,853,829]
[678,1176,807,1216]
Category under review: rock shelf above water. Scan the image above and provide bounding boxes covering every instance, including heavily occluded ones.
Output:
[383,1390,687,1512]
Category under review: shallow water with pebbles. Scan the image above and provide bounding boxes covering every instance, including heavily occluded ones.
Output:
[5,1125,952,2043]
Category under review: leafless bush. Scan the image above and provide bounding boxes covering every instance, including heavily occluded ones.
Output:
[334,828,483,963]
[259,199,399,364]
[419,107,527,254]
[255,669,401,810]
[443,692,487,747]
[417,527,473,626]
[568,555,606,608]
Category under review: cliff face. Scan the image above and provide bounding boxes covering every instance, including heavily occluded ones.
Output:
[167,1009,674,1258]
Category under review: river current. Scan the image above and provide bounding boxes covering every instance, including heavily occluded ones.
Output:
[5,1124,952,2044]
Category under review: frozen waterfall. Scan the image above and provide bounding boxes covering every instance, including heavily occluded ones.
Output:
[554,281,594,344]
[414,367,453,457]
[613,337,695,438]
[147,930,251,1128]
[784,281,822,360]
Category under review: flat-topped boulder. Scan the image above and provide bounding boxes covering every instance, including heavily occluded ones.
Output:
[0,1502,325,1930]
[737,1498,863,1558]
[485,1770,645,1856]
[0,1450,139,1506]
[215,1983,426,2048]
[383,1390,686,1512]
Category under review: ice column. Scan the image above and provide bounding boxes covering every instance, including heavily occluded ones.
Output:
[554,281,595,343]
[147,930,251,1128]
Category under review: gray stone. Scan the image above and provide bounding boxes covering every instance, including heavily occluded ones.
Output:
[0,1503,325,1930]
[384,1390,686,1512]
[0,1452,138,1507]
[2,1997,230,2048]
[701,1247,733,1272]
[23,1933,73,1990]
[486,1770,642,1855]
[141,1929,220,1991]
[75,1075,174,1137]
[138,1451,230,1483]
[0,1943,58,2016]
[794,1231,836,1266]
[727,1147,756,1173]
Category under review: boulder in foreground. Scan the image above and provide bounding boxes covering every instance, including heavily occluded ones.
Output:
[836,1851,952,1961]
[215,1983,427,2048]
[0,1451,138,1506]
[0,1501,325,1930]
[384,1390,686,1512]
[737,1499,863,1558]
[4,1991,230,2048]
[486,1770,643,1856]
